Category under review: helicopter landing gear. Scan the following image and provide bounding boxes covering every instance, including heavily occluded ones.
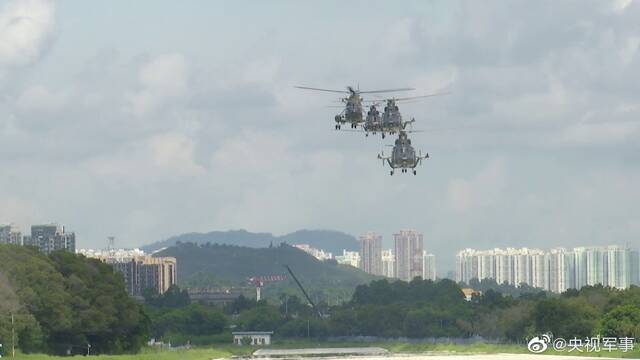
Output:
[382,133,385,139]
[390,170,394,176]
[413,170,417,175]
[365,133,369,137]
[335,124,341,130]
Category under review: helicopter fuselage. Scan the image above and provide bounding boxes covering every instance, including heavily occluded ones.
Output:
[336,94,363,124]
[380,131,428,175]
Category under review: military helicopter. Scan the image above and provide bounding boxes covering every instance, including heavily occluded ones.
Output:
[376,92,449,138]
[362,104,383,136]
[378,130,429,175]
[295,85,414,130]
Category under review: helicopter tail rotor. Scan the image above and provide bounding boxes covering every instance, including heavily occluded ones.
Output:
[378,151,386,167]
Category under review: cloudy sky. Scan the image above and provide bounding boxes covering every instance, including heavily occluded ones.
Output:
[1,0,639,272]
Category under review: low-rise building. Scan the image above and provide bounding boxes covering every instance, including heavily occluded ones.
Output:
[335,250,360,268]
[0,224,22,245]
[232,331,273,346]
[292,244,333,261]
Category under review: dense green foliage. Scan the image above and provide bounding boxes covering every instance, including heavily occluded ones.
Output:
[155,242,376,302]
[464,278,546,298]
[0,245,149,355]
[143,229,358,254]
[146,279,638,346]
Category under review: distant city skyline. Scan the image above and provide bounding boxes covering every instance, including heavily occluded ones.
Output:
[457,246,640,292]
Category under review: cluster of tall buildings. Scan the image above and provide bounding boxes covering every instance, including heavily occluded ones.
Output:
[358,230,436,282]
[292,230,437,282]
[456,246,640,292]
[79,248,177,297]
[0,223,76,254]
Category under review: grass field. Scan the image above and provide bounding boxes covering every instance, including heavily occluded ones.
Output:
[13,340,640,359]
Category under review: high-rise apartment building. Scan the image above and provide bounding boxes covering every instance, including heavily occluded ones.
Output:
[381,249,395,278]
[457,245,640,293]
[630,249,640,286]
[24,224,76,254]
[359,232,383,276]
[81,249,177,297]
[394,230,423,281]
[423,252,437,281]
[0,224,22,245]
[108,256,177,297]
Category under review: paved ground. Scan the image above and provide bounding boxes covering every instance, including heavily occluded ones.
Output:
[251,349,621,359]
[253,347,389,357]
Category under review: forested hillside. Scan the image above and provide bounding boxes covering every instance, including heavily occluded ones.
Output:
[0,245,149,355]
[143,229,359,254]
[154,242,376,302]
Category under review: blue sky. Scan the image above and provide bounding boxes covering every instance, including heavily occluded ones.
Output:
[1,0,639,272]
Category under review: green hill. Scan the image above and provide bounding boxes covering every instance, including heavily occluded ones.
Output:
[0,244,148,355]
[143,229,359,255]
[154,242,376,303]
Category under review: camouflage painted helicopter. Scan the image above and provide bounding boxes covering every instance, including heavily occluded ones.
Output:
[365,92,449,139]
[295,85,414,130]
[378,130,429,175]
[353,92,449,138]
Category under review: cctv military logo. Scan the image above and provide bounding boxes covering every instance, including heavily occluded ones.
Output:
[528,335,551,353]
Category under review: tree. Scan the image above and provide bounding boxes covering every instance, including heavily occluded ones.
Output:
[144,285,190,308]
[597,305,640,338]
[534,298,597,338]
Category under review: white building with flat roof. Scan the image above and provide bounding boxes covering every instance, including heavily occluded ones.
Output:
[423,252,436,281]
[233,331,272,346]
[456,245,639,293]
[335,250,360,268]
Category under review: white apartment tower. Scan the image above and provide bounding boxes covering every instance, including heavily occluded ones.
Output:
[394,230,424,282]
[359,232,383,276]
[457,245,639,293]
[423,252,437,281]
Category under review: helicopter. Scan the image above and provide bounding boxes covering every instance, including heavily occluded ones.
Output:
[377,130,429,175]
[377,92,449,138]
[295,85,414,130]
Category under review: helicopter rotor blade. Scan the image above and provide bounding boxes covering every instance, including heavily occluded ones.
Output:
[389,91,451,102]
[358,87,415,94]
[295,86,349,94]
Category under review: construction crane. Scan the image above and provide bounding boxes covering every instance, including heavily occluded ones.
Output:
[247,275,287,301]
[283,265,322,318]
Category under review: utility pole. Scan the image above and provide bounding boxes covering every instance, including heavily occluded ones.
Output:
[307,319,310,338]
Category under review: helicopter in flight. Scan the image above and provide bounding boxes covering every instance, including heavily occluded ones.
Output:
[378,92,449,138]
[295,85,414,130]
[358,91,449,138]
[378,130,429,175]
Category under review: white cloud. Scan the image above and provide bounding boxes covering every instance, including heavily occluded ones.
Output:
[128,53,188,116]
[16,84,67,113]
[555,120,640,145]
[447,158,507,213]
[0,0,55,66]
[86,132,204,180]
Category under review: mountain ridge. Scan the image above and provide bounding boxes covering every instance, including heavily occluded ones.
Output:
[154,242,377,301]
[143,229,359,255]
